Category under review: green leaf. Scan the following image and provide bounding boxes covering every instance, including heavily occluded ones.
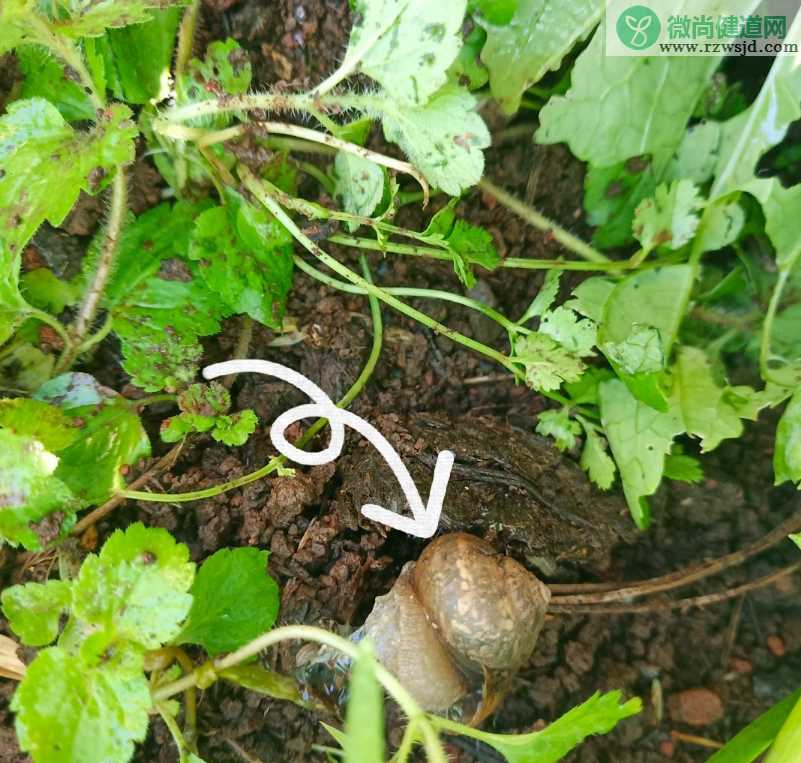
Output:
[709,688,801,763]
[695,199,745,253]
[73,523,195,649]
[379,84,490,195]
[21,268,81,314]
[219,664,302,703]
[477,0,601,113]
[512,332,585,392]
[2,580,72,646]
[791,533,801,551]
[663,452,704,484]
[16,45,95,120]
[632,180,702,254]
[334,153,385,226]
[97,8,181,104]
[0,98,136,252]
[672,346,745,453]
[774,389,801,487]
[579,425,617,490]
[448,26,489,91]
[188,189,294,329]
[178,382,230,416]
[0,429,77,550]
[0,398,79,452]
[518,270,562,325]
[339,0,466,106]
[599,379,684,528]
[209,411,258,446]
[564,276,613,323]
[178,547,279,656]
[433,691,640,763]
[535,408,581,452]
[539,306,597,357]
[12,646,151,763]
[344,640,385,763]
[537,35,720,168]
[601,325,664,376]
[50,0,189,39]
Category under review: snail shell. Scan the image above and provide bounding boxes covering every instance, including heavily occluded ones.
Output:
[361,533,550,712]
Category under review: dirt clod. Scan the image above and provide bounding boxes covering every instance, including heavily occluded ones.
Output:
[667,688,725,727]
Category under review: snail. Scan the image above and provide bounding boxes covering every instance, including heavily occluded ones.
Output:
[360,532,551,713]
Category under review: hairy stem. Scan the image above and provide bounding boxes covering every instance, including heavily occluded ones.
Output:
[478,178,609,264]
[56,170,127,372]
[173,0,201,191]
[151,625,447,763]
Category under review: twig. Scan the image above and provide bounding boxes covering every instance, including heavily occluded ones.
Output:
[71,443,184,536]
[549,510,801,601]
[57,170,127,372]
[547,560,801,614]
[670,731,723,750]
[223,315,254,388]
[478,178,609,264]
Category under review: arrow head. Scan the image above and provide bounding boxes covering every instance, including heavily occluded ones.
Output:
[360,450,454,538]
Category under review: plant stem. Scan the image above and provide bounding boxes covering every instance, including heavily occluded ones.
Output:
[40,24,105,111]
[241,166,517,374]
[151,625,447,763]
[760,252,801,385]
[116,258,382,505]
[478,178,609,264]
[175,1,200,89]
[57,170,127,372]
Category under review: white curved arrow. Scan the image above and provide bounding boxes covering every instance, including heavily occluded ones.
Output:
[202,359,453,538]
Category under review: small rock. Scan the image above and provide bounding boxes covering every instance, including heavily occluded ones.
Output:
[659,738,676,758]
[730,657,753,674]
[668,688,724,726]
[767,635,786,657]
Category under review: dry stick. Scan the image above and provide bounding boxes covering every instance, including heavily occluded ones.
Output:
[71,444,184,536]
[56,170,127,372]
[549,509,801,601]
[547,560,801,615]
[670,731,723,750]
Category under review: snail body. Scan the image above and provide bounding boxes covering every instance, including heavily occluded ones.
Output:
[362,533,550,711]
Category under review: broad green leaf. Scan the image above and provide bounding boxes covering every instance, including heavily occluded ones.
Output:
[188,189,294,330]
[21,268,81,314]
[672,346,745,452]
[601,325,663,376]
[0,399,79,452]
[579,426,617,490]
[380,84,490,195]
[334,153,385,226]
[709,688,801,763]
[51,0,189,39]
[539,307,597,357]
[632,180,702,254]
[764,693,801,763]
[536,34,720,168]
[338,0,465,106]
[73,523,194,649]
[433,691,640,763]
[791,533,801,550]
[344,641,385,763]
[2,580,72,646]
[755,180,801,270]
[0,430,77,550]
[17,45,95,120]
[0,98,136,252]
[664,452,704,484]
[519,270,562,325]
[180,38,251,125]
[97,8,181,104]
[774,389,801,487]
[599,379,684,528]
[536,408,581,452]
[512,332,585,392]
[477,0,600,113]
[178,547,279,656]
[448,26,489,91]
[12,646,151,763]
[709,11,801,202]
[564,276,613,323]
[695,199,745,253]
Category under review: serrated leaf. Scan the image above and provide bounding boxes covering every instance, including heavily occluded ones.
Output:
[344,640,385,763]
[512,332,585,392]
[774,389,801,487]
[339,0,465,106]
[178,547,279,656]
[2,580,72,647]
[539,306,597,357]
[51,0,189,39]
[188,189,294,330]
[12,646,151,763]
[210,411,258,446]
[178,382,230,415]
[477,0,600,113]
[633,180,702,254]
[535,408,581,452]
[0,399,79,452]
[0,430,77,550]
[518,270,562,325]
[664,452,704,484]
[379,84,489,195]
[579,426,616,490]
[599,379,684,528]
[334,153,385,227]
[435,691,640,763]
[74,523,194,649]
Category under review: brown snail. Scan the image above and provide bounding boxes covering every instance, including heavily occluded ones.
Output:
[361,533,551,712]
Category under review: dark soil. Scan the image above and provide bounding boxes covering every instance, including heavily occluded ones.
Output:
[2,2,800,762]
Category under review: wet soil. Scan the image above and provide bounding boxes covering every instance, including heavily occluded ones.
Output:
[1,2,800,762]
